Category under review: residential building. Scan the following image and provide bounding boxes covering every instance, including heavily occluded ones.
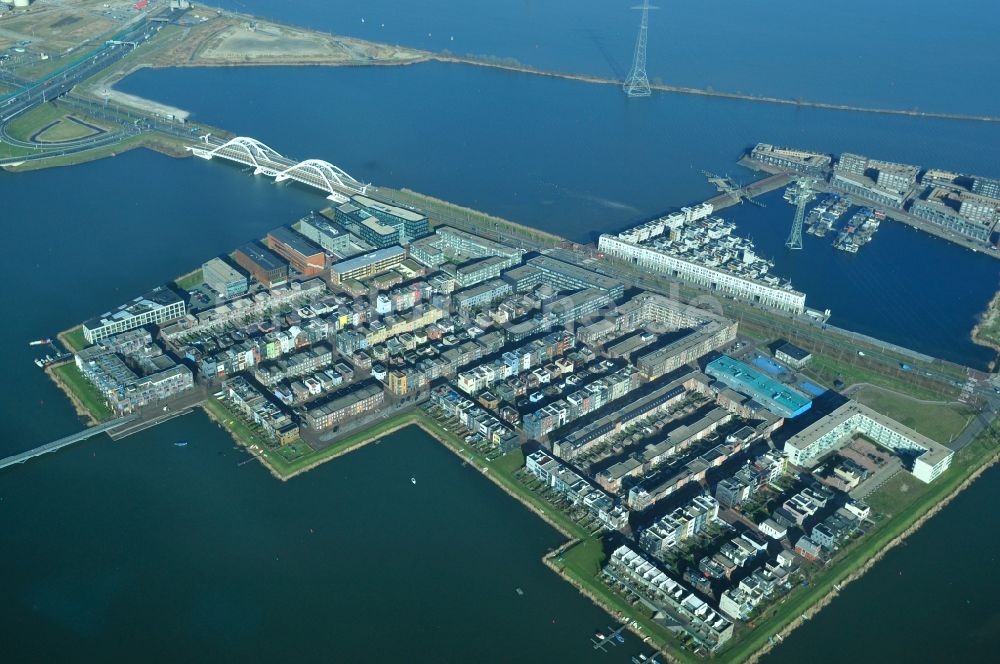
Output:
[297,211,371,258]
[749,144,831,176]
[434,226,525,261]
[83,286,186,343]
[75,345,193,414]
[329,246,406,285]
[598,231,805,314]
[972,176,1000,200]
[639,494,719,558]
[525,450,629,530]
[334,201,400,248]
[301,381,385,431]
[604,545,734,651]
[783,401,953,483]
[775,341,812,369]
[351,194,430,243]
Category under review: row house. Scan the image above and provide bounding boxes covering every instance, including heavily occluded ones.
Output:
[638,495,720,559]
[525,450,628,530]
[254,343,334,387]
[223,375,299,444]
[300,382,385,431]
[430,385,518,452]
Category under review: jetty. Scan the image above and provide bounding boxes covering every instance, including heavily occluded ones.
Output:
[0,415,137,470]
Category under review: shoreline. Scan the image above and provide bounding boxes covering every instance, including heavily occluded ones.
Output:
[44,361,98,427]
[38,335,1000,662]
[743,446,1000,663]
[971,288,1000,364]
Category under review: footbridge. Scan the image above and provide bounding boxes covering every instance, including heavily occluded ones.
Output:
[188,136,369,203]
[0,415,137,471]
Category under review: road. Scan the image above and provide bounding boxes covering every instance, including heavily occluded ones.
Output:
[0,6,177,165]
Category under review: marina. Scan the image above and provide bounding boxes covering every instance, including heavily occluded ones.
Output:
[805,195,852,238]
[29,337,72,368]
[833,208,882,253]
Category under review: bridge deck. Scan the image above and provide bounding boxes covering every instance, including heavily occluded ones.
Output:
[0,415,137,470]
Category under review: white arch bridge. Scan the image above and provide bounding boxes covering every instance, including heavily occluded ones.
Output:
[187,136,369,202]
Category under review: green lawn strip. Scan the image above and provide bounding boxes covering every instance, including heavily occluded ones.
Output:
[175,268,204,291]
[202,396,271,447]
[58,325,89,352]
[851,386,973,443]
[262,412,424,478]
[804,354,951,401]
[4,102,68,141]
[718,428,998,663]
[51,362,113,421]
[864,472,933,516]
[416,413,594,539]
[557,538,699,663]
[36,119,101,142]
[0,142,36,159]
[4,131,193,173]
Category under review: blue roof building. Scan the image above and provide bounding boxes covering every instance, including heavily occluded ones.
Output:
[706,355,812,418]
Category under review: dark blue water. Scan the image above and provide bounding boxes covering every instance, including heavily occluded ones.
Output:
[214,0,1000,114]
[725,190,999,368]
[118,63,1000,367]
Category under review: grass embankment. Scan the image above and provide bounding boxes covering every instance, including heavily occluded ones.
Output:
[49,362,113,422]
[804,354,952,401]
[5,103,82,142]
[58,325,89,353]
[381,186,563,248]
[204,399,435,480]
[851,386,973,443]
[971,288,1000,363]
[3,131,190,172]
[175,268,204,291]
[35,117,103,142]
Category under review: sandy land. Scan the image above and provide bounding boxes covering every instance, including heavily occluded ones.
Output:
[160,16,428,68]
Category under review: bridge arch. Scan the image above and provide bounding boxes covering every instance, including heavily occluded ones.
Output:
[205,136,284,167]
[275,158,368,194]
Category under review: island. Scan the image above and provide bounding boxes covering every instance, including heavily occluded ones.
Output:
[44,181,1000,663]
[5,2,1000,662]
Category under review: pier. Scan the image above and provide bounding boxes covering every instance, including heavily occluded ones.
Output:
[705,172,794,210]
[0,415,137,470]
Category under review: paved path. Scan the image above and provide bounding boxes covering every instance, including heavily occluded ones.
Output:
[0,415,137,470]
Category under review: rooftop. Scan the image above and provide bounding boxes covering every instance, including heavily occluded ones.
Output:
[268,226,325,258]
[237,242,287,272]
[776,342,811,361]
[330,246,406,274]
[353,194,427,223]
[785,401,947,460]
[84,286,184,331]
[527,255,623,292]
[706,355,811,418]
